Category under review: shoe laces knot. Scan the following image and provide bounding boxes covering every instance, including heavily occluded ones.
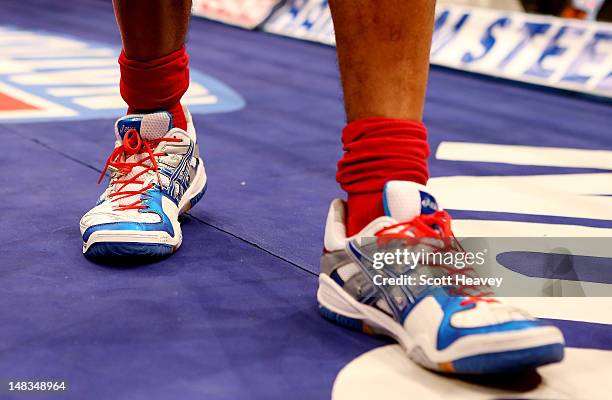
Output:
[97,128,181,211]
[375,210,496,305]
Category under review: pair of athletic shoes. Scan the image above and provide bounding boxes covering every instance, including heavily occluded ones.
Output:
[80,108,565,374]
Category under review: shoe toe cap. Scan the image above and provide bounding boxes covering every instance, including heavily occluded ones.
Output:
[80,203,163,237]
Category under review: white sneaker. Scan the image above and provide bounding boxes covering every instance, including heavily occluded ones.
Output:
[80,108,207,257]
[318,181,565,374]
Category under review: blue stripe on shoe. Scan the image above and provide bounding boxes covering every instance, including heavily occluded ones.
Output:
[83,190,174,242]
[432,289,553,351]
[189,182,208,209]
[330,270,344,286]
[450,343,564,374]
[319,305,365,332]
[84,242,174,258]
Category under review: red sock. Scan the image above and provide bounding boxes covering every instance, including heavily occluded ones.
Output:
[336,117,430,236]
[119,46,190,130]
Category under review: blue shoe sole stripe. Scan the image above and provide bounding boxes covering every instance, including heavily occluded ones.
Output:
[85,242,174,258]
[451,343,565,374]
[188,182,208,210]
[318,305,381,336]
[319,305,365,332]
[84,181,208,258]
[319,304,564,374]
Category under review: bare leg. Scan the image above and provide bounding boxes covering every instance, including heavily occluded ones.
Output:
[112,0,192,61]
[330,0,435,122]
[112,0,192,129]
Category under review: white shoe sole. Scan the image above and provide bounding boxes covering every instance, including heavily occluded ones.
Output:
[317,274,565,373]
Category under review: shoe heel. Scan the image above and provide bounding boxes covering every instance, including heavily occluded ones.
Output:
[318,274,397,339]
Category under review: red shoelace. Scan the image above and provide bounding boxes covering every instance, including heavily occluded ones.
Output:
[98,129,181,211]
[376,210,454,240]
[375,210,496,304]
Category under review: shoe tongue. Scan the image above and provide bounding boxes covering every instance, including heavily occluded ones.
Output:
[382,181,440,222]
[115,111,173,142]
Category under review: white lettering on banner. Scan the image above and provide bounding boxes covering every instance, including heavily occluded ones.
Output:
[264,0,334,45]
[427,5,612,97]
[257,1,612,98]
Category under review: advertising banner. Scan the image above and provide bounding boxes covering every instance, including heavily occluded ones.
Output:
[263,1,612,98]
